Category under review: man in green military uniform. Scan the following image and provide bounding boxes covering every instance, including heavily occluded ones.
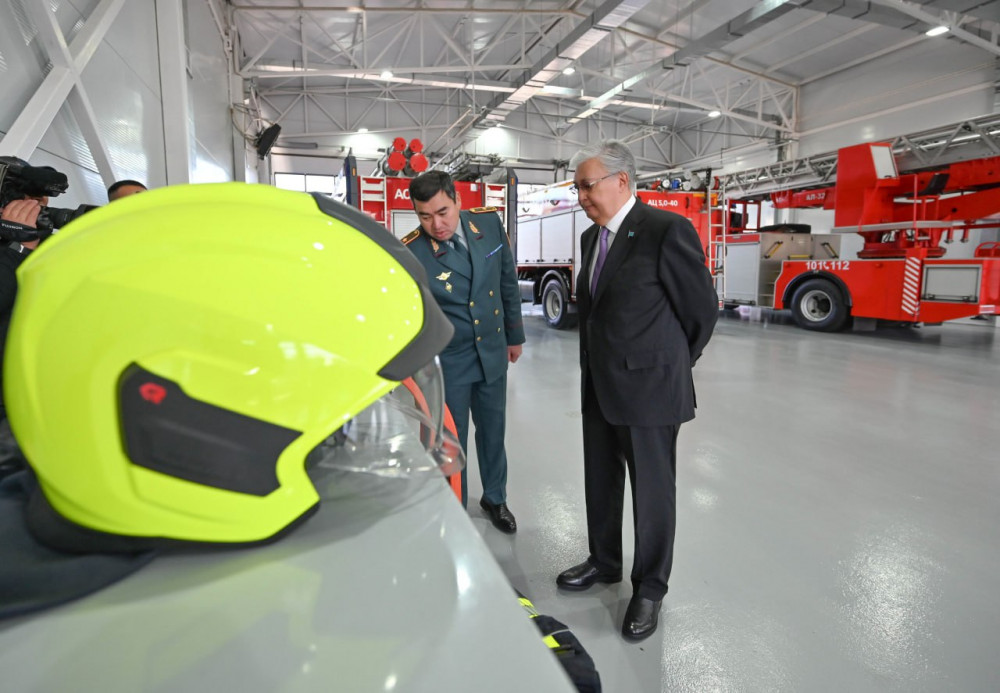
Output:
[403,171,524,533]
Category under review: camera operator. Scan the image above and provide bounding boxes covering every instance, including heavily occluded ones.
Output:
[1,192,45,407]
[0,156,95,477]
[0,192,44,477]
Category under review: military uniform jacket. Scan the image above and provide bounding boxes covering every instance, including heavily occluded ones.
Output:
[404,209,525,386]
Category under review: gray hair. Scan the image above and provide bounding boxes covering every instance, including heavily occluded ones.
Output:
[569,140,637,193]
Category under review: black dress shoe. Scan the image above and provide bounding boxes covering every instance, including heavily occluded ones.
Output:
[479,498,517,534]
[556,561,622,591]
[622,595,662,641]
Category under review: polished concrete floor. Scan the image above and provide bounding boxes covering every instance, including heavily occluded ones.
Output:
[463,308,1000,692]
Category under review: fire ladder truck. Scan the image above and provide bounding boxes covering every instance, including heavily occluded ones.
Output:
[714,117,1000,331]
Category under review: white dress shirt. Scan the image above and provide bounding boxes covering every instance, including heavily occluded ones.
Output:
[588,194,637,283]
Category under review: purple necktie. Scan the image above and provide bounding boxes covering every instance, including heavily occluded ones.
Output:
[590,226,610,295]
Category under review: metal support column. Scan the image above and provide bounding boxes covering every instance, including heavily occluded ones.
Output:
[231,76,255,182]
[156,0,192,184]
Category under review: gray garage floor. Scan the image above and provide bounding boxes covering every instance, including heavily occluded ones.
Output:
[464,308,1000,692]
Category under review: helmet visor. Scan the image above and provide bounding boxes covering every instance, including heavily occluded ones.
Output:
[306,358,465,482]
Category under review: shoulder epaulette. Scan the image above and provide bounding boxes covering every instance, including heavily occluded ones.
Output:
[401,228,421,245]
[469,206,498,214]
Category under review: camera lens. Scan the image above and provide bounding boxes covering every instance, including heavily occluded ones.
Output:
[35,204,98,231]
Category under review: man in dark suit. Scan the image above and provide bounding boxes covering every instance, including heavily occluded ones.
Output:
[556,141,718,641]
[403,171,524,532]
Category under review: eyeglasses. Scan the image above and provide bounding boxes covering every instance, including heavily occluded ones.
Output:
[570,172,617,195]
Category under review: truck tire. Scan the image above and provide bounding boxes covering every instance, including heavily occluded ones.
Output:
[541,278,577,329]
[790,278,850,332]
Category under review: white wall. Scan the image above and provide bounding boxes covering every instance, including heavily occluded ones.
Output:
[0,0,237,208]
[796,40,995,156]
[187,0,237,184]
[271,153,346,177]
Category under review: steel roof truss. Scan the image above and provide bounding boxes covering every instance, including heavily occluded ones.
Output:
[869,0,1000,55]
[475,14,522,66]
[428,16,473,69]
[4,0,125,167]
[239,17,294,72]
[306,12,363,69]
[306,94,346,131]
[476,0,651,128]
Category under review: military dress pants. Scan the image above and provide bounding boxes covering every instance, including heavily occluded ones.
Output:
[444,373,509,508]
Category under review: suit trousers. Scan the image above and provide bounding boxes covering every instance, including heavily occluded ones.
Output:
[445,373,509,508]
[583,381,679,601]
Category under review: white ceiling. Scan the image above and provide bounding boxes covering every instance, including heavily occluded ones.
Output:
[225,0,1000,174]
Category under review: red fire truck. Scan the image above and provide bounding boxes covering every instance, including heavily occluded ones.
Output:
[516,184,721,328]
[342,153,515,240]
[719,142,1000,331]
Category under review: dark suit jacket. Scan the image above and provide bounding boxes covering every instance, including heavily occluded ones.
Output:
[404,209,525,387]
[577,199,717,427]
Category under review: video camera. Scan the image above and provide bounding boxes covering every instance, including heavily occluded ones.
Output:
[0,156,98,243]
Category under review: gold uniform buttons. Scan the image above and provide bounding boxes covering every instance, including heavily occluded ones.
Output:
[469,301,475,307]
[494,309,499,315]
[474,319,480,325]
[489,290,494,297]
[496,327,501,333]
[476,336,482,342]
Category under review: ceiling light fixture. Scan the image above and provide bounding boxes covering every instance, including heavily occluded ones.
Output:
[925,25,949,36]
[358,127,369,133]
[562,66,575,75]
[380,69,393,79]
[708,110,722,118]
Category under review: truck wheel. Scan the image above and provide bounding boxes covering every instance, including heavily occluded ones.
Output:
[790,278,850,332]
[541,278,577,329]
